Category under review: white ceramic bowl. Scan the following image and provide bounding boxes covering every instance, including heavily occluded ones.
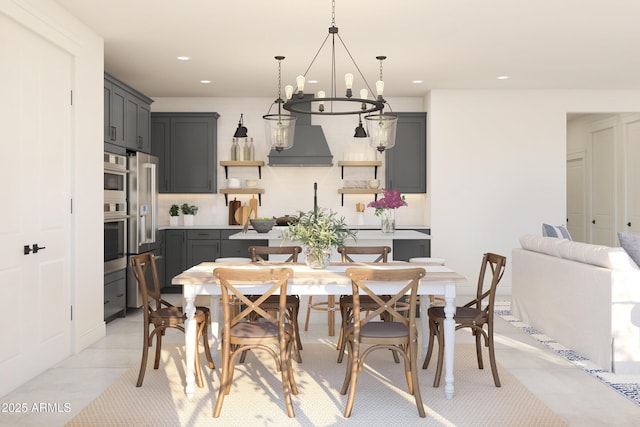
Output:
[368,179,380,189]
[228,178,240,188]
[245,179,258,188]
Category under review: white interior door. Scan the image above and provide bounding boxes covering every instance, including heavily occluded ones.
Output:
[590,123,616,246]
[567,153,586,242]
[622,115,640,235]
[0,15,72,396]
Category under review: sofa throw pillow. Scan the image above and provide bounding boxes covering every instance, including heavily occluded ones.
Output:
[542,224,572,240]
[618,232,640,268]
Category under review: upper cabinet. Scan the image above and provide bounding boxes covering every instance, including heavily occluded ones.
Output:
[151,112,220,193]
[125,93,151,153]
[385,112,427,193]
[104,73,153,153]
[104,76,126,149]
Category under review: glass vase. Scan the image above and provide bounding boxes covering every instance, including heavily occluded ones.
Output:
[304,246,332,269]
[380,209,396,233]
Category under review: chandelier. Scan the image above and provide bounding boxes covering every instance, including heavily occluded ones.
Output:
[266,0,397,153]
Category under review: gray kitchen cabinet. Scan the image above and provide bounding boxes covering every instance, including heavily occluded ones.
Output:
[219,230,267,258]
[104,75,126,149]
[161,228,267,291]
[151,113,220,193]
[104,268,126,322]
[154,230,165,290]
[385,112,427,193]
[186,229,221,266]
[163,229,187,291]
[392,228,431,261]
[105,73,152,153]
[125,93,152,153]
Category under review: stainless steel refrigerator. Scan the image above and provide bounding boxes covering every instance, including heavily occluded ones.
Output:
[127,152,159,308]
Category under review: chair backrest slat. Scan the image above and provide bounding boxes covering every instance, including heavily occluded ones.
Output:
[345,267,425,331]
[338,246,391,263]
[130,253,162,312]
[249,246,302,263]
[471,253,507,318]
[214,267,293,328]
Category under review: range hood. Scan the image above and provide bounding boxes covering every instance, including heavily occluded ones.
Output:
[268,95,333,167]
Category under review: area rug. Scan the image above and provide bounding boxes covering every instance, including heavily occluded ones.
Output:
[65,342,566,427]
[495,300,640,408]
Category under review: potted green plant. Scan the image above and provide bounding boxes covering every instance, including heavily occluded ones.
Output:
[282,207,357,269]
[181,203,198,226]
[169,204,180,226]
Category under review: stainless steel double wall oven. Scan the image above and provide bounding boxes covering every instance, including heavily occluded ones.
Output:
[104,152,128,274]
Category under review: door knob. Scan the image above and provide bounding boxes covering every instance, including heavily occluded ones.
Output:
[32,244,46,253]
[592,220,596,224]
[628,222,632,227]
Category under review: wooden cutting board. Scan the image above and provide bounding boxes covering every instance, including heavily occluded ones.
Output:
[249,195,258,219]
[234,205,251,225]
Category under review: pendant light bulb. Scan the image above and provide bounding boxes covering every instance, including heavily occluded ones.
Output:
[376,80,384,99]
[285,85,294,100]
[296,75,305,94]
[360,89,368,99]
[345,73,354,98]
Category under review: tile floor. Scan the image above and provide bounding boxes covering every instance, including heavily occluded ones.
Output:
[1,296,639,426]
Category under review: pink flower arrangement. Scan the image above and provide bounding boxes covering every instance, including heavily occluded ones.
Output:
[367,188,407,216]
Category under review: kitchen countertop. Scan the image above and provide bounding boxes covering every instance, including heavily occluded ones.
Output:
[228,228,430,240]
[159,224,430,231]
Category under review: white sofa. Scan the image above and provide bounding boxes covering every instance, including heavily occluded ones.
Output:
[512,235,640,374]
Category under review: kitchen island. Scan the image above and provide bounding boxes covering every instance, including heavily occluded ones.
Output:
[229,227,430,261]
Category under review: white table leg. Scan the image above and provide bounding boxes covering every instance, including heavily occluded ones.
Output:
[184,294,197,398]
[443,289,455,399]
[209,295,221,363]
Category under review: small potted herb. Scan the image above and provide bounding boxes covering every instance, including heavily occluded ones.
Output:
[169,204,180,226]
[181,203,198,226]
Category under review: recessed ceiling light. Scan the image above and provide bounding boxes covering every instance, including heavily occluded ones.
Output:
[177,56,190,61]
[200,80,211,84]
[411,80,424,84]
[497,75,510,80]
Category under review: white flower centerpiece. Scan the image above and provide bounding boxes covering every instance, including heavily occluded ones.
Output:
[282,207,357,269]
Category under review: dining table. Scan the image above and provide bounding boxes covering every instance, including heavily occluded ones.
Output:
[172,261,467,400]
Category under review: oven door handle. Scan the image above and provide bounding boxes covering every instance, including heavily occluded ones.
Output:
[104,214,132,222]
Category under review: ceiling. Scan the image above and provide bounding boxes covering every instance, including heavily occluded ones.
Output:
[54,0,640,98]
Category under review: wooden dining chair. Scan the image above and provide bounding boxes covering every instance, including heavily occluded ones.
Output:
[422,252,507,388]
[335,246,394,363]
[246,245,303,362]
[213,267,298,418]
[130,253,214,388]
[341,267,427,418]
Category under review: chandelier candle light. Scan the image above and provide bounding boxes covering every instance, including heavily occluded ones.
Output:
[368,188,407,233]
[264,0,398,152]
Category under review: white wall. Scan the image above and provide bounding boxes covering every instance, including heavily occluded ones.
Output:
[1,0,105,351]
[152,97,429,228]
[429,90,640,295]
